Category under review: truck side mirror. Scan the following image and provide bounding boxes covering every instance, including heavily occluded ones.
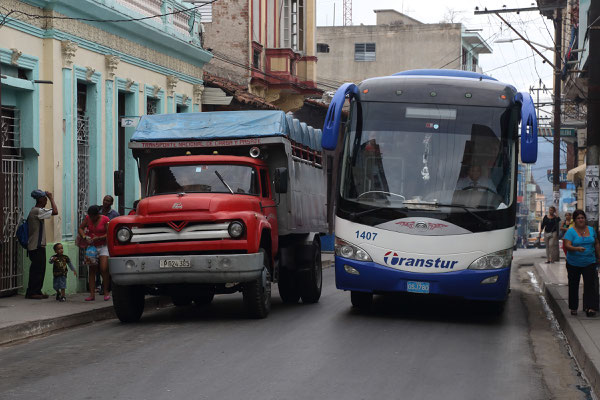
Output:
[114,170,124,197]
[274,167,288,194]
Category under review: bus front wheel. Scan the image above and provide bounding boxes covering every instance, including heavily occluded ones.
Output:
[351,291,373,310]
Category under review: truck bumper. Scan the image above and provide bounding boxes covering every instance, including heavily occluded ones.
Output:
[109,253,264,286]
[335,257,510,302]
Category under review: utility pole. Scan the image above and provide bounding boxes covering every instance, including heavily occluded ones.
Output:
[475,6,562,214]
[553,8,562,210]
[586,0,600,228]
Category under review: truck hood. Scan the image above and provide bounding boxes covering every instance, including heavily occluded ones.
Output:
[138,193,261,215]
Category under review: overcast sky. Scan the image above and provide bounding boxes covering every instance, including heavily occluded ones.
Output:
[316,0,556,105]
[316,0,563,201]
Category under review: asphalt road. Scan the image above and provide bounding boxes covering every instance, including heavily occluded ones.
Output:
[0,249,589,400]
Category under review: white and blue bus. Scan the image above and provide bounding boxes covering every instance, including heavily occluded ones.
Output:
[322,69,538,312]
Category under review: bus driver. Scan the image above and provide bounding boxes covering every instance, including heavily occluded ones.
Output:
[456,164,496,192]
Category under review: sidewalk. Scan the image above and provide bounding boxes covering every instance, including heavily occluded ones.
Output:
[533,257,600,394]
[0,253,336,346]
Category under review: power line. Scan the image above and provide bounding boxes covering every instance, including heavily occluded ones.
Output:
[0,0,217,24]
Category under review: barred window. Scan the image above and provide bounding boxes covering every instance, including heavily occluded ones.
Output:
[354,43,376,62]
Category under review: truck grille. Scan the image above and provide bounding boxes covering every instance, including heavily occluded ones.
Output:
[130,222,230,243]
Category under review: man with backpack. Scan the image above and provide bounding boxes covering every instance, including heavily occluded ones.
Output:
[25,189,58,299]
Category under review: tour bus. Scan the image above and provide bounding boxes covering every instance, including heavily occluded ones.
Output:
[322,69,538,313]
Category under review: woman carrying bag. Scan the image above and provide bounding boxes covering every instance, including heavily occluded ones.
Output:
[563,209,600,317]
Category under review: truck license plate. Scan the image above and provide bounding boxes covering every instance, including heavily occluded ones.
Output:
[159,259,191,268]
[407,281,430,294]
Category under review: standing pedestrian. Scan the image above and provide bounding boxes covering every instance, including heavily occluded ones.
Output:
[560,212,574,256]
[97,195,119,293]
[540,206,560,263]
[78,205,111,301]
[25,189,58,299]
[49,243,77,301]
[100,195,119,220]
[563,209,600,317]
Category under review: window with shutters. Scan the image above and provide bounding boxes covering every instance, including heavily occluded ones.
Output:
[354,43,376,62]
[281,0,304,52]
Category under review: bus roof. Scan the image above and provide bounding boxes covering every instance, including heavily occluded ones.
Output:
[357,73,518,107]
[392,69,497,81]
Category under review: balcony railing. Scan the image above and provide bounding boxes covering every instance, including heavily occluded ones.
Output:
[103,0,212,45]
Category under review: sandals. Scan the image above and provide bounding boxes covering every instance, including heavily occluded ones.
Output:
[103,295,111,301]
[84,296,95,301]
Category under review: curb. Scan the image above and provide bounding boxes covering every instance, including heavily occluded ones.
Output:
[0,296,171,346]
[532,262,600,395]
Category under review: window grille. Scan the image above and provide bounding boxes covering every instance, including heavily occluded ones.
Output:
[354,43,376,62]
[1,106,23,295]
[147,97,159,115]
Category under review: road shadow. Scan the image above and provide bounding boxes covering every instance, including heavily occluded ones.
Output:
[342,292,507,325]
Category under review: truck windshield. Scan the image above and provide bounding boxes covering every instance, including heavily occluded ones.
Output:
[340,101,518,212]
[147,164,260,196]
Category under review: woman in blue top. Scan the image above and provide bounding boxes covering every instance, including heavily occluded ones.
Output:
[563,209,600,317]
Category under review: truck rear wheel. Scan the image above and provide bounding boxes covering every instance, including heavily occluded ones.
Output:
[278,267,300,304]
[112,282,145,323]
[299,238,322,304]
[243,248,271,318]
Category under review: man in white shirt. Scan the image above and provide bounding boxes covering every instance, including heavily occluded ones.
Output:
[25,189,58,299]
[456,165,496,192]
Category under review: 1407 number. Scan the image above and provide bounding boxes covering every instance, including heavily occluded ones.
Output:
[355,230,377,241]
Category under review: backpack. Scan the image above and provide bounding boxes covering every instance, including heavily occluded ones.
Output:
[16,219,29,249]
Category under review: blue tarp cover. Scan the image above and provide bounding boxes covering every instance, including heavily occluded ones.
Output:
[132,110,290,142]
[131,110,323,151]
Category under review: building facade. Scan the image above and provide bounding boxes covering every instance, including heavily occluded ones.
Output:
[0,0,212,295]
[203,0,320,112]
[315,9,492,86]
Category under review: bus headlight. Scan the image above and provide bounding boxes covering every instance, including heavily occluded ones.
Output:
[116,226,132,244]
[468,249,512,270]
[335,237,372,262]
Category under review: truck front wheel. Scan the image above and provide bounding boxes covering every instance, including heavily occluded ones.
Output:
[299,238,322,304]
[243,248,271,318]
[112,282,145,323]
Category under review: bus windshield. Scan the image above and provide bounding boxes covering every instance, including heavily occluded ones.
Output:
[340,101,518,212]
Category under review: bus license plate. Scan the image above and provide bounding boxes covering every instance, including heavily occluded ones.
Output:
[407,281,429,294]
[159,259,191,268]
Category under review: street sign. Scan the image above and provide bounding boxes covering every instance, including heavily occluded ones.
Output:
[547,169,568,183]
[537,126,576,138]
[120,116,140,128]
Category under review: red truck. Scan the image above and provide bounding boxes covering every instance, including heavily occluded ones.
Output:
[108,111,327,322]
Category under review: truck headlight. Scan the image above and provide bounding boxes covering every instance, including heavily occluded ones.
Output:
[228,221,245,238]
[468,248,512,270]
[335,237,372,262]
[116,226,132,244]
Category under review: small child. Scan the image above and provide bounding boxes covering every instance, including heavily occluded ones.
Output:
[49,243,77,302]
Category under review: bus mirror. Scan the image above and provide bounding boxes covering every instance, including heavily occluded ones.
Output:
[274,167,288,193]
[515,92,538,164]
[322,83,359,151]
